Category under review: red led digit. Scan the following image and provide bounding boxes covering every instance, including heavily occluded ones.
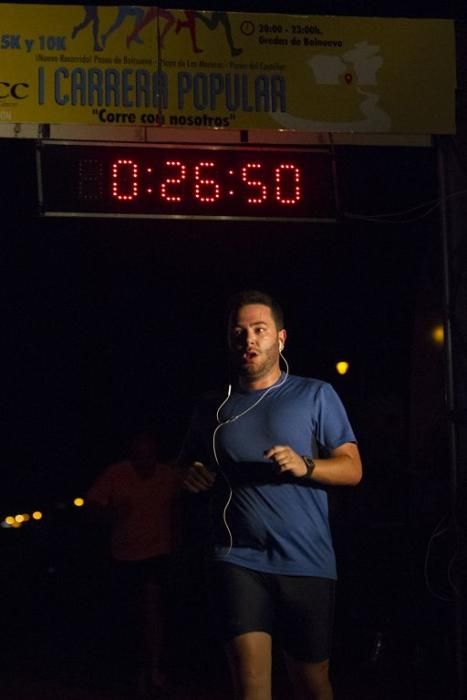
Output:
[275,164,302,205]
[111,159,139,201]
[160,161,187,202]
[241,163,267,204]
[194,162,220,203]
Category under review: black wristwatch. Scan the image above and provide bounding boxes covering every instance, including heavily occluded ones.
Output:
[300,455,316,480]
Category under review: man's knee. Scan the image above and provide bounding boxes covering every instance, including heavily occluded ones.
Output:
[286,656,333,698]
[308,659,331,690]
[237,664,270,691]
[226,632,272,698]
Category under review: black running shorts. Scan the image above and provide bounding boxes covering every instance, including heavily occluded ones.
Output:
[209,561,335,663]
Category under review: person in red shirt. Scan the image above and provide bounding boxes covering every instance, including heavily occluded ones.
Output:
[86,430,182,696]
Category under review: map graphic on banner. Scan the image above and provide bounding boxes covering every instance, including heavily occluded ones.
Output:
[0,4,457,133]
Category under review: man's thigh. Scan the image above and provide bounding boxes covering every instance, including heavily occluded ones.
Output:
[276,575,335,663]
[210,562,275,640]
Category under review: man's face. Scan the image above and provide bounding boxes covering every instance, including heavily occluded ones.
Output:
[229,304,285,383]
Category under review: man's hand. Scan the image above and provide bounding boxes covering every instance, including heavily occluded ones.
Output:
[183,461,217,493]
[264,446,307,478]
[265,442,362,486]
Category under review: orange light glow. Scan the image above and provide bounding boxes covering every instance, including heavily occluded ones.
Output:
[431,324,444,346]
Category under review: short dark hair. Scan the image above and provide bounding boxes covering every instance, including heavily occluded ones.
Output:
[226,289,285,330]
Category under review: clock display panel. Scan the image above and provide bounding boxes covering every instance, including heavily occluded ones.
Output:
[38,142,336,221]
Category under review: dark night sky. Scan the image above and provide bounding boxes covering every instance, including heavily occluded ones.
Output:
[3,0,465,19]
[1,137,442,510]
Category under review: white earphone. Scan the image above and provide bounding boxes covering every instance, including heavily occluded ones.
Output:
[279,339,284,352]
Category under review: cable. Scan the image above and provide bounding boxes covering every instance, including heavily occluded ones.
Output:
[343,188,467,225]
[211,352,290,554]
[424,512,454,602]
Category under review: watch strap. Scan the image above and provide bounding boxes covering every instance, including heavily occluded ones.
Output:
[300,455,316,480]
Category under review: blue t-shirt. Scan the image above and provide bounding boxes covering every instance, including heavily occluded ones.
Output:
[181,373,356,579]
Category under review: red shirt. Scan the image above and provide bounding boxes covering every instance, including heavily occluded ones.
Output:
[87,460,181,561]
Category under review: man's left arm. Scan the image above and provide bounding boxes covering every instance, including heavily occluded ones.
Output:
[264,442,362,486]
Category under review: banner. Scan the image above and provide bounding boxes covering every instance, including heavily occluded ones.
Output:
[0,4,457,133]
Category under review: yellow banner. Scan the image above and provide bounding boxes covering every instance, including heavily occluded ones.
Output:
[0,5,456,133]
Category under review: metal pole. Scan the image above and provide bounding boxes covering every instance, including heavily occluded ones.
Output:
[436,136,464,700]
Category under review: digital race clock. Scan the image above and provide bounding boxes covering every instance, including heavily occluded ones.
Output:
[37,142,336,221]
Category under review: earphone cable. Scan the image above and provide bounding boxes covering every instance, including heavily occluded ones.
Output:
[212,353,290,554]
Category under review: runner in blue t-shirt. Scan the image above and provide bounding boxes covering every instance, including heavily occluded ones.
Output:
[181,289,362,700]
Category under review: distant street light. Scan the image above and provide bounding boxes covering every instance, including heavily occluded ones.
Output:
[336,361,350,376]
[431,324,444,346]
